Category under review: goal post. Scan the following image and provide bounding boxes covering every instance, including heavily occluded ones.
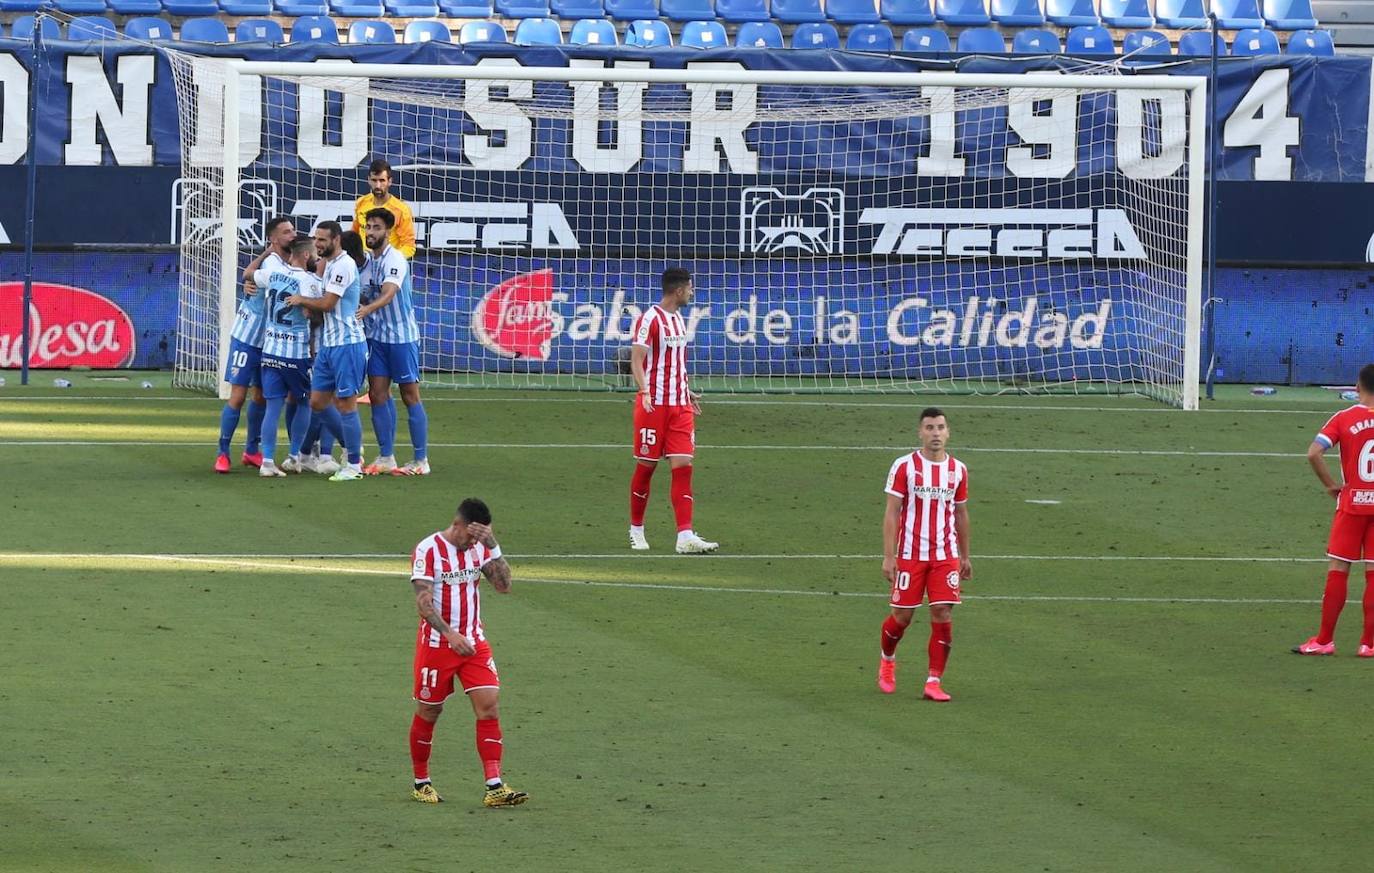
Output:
[169,57,1206,409]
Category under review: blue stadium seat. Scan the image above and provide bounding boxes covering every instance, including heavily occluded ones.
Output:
[790,20,838,46]
[681,18,727,45]
[1012,28,1060,51]
[1285,27,1333,53]
[956,25,1005,51]
[220,0,273,14]
[125,17,174,39]
[387,0,439,12]
[68,16,118,39]
[0,1,42,12]
[439,0,494,14]
[55,0,108,13]
[11,15,62,39]
[1264,0,1316,29]
[235,18,285,41]
[1156,0,1207,27]
[625,18,673,44]
[660,0,713,21]
[846,21,894,49]
[496,0,551,16]
[290,15,339,42]
[1177,30,1227,53]
[276,0,330,14]
[1122,29,1171,54]
[772,0,825,21]
[1046,0,1098,26]
[716,0,768,21]
[179,17,230,40]
[882,0,934,24]
[901,25,949,50]
[1232,26,1280,53]
[1100,0,1152,27]
[936,0,989,25]
[459,20,508,40]
[1213,0,1263,27]
[404,19,452,41]
[349,19,396,42]
[569,17,618,42]
[1065,23,1113,53]
[828,0,880,23]
[110,0,163,14]
[551,0,604,17]
[735,20,783,44]
[994,0,1042,24]
[163,0,219,12]
[330,0,384,14]
[603,0,657,19]
[514,16,563,42]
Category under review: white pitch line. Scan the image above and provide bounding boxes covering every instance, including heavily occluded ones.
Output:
[1,551,1328,563]
[0,553,1318,605]
[0,440,1306,458]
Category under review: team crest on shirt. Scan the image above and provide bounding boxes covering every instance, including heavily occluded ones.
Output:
[420,688,431,700]
[947,571,961,590]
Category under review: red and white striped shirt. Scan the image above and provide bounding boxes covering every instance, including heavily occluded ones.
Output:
[884,451,969,562]
[632,304,691,407]
[410,531,499,648]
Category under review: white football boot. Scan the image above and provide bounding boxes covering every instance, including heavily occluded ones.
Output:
[675,532,719,554]
[629,527,650,551]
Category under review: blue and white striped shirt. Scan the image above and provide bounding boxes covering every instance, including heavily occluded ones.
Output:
[255,265,317,360]
[361,246,420,345]
[320,253,366,348]
[228,251,282,347]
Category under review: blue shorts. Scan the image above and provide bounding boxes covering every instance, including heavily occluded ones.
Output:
[314,343,368,398]
[260,355,312,400]
[223,337,262,388]
[367,340,421,385]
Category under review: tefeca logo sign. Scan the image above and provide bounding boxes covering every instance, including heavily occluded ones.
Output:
[291,199,579,252]
[0,283,137,368]
[860,208,1148,259]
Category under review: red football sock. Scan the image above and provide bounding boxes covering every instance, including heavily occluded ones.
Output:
[670,465,694,533]
[629,463,655,527]
[475,718,503,783]
[1317,569,1350,644]
[1362,574,1374,648]
[880,615,907,658]
[928,622,952,678]
[409,714,435,782]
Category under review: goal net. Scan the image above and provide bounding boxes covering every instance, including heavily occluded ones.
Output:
[168,57,1203,408]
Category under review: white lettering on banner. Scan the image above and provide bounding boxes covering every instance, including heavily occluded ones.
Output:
[859,208,1147,260]
[1223,68,1300,182]
[917,87,965,177]
[297,61,368,170]
[186,65,264,169]
[1116,89,1187,180]
[1006,87,1077,179]
[464,58,534,172]
[568,59,647,174]
[290,199,579,251]
[681,63,758,174]
[885,295,1111,350]
[0,55,28,165]
[0,303,132,367]
[64,55,155,165]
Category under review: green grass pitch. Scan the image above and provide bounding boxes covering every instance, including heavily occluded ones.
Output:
[2,375,1372,872]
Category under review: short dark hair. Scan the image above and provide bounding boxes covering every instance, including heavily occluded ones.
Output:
[288,235,314,258]
[266,215,295,235]
[365,207,396,230]
[457,498,492,526]
[340,230,366,268]
[662,267,692,295]
[919,406,946,424]
[317,220,342,238]
[368,159,392,177]
[1359,365,1374,394]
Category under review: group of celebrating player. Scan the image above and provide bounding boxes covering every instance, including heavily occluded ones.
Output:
[213,160,430,480]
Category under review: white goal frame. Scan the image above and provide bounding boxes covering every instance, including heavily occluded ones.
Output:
[214,62,1206,410]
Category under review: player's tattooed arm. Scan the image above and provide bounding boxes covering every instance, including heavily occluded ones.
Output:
[412,578,475,654]
[481,558,512,594]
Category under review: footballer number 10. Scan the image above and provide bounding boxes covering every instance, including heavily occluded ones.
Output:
[895,571,911,591]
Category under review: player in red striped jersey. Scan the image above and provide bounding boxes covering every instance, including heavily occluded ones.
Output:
[876,407,972,701]
[627,267,718,554]
[407,498,529,807]
[1294,364,1374,657]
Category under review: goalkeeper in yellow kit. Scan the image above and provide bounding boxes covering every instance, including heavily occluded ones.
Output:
[352,158,416,258]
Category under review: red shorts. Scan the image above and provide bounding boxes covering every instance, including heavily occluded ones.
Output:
[1327,510,1374,562]
[413,639,500,705]
[633,402,695,461]
[890,559,962,608]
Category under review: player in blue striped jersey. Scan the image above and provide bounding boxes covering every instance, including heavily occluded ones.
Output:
[255,235,318,478]
[214,215,295,474]
[358,208,430,477]
[289,221,369,482]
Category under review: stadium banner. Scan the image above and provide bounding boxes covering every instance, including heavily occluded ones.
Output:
[0,40,1372,261]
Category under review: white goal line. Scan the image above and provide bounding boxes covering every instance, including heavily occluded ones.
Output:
[2,551,1327,563]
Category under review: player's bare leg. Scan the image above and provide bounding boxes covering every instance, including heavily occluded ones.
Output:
[669,456,718,554]
[629,460,656,550]
[923,603,954,701]
[364,376,398,474]
[468,688,528,807]
[878,606,914,694]
[392,381,430,476]
[1295,557,1351,655]
[410,702,444,802]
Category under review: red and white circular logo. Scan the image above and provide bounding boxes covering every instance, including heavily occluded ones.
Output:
[471,269,556,361]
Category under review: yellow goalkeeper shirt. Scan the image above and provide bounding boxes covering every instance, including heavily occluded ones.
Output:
[353,194,416,258]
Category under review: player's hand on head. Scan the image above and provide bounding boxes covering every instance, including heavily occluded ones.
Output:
[467,522,497,547]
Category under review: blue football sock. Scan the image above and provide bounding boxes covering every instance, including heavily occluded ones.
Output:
[261,397,284,462]
[304,409,325,455]
[407,402,428,461]
[245,399,265,453]
[386,397,398,457]
[341,410,364,466]
[218,405,241,455]
[372,399,395,457]
[318,425,336,457]
[288,400,312,456]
